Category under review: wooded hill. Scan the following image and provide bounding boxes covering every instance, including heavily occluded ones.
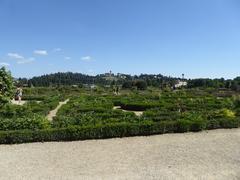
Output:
[16,72,240,90]
[17,72,181,88]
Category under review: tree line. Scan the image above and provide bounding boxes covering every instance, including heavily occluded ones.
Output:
[187,78,240,90]
[17,72,181,88]
[15,71,240,91]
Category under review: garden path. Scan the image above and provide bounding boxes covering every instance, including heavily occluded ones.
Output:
[11,100,26,105]
[11,100,41,105]
[113,106,143,116]
[47,99,69,121]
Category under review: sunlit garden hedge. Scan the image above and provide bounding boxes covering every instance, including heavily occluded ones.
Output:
[0,117,239,144]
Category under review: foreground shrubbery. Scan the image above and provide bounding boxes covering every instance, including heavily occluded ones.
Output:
[0,117,239,144]
[0,93,60,134]
[0,95,61,119]
[0,114,50,131]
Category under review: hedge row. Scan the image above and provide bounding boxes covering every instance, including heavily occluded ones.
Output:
[0,115,50,131]
[0,118,239,144]
[120,103,160,111]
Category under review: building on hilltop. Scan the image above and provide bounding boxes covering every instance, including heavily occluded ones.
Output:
[174,80,187,88]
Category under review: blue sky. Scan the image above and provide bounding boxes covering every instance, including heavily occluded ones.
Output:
[0,0,240,79]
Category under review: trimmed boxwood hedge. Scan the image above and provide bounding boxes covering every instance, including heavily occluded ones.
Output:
[120,103,158,111]
[0,118,239,144]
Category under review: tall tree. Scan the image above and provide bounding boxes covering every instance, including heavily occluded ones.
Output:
[0,67,14,106]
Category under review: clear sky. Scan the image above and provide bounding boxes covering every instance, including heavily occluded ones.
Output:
[0,0,240,79]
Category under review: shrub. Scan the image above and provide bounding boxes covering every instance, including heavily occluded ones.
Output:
[0,121,176,144]
[122,81,133,89]
[207,119,221,129]
[134,80,148,90]
[218,118,239,128]
[0,115,50,131]
[176,120,192,132]
[190,119,207,132]
[0,117,239,144]
[215,108,236,119]
[120,102,160,111]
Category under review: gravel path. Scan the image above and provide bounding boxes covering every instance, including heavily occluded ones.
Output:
[11,100,27,105]
[47,99,69,121]
[113,106,143,116]
[11,100,41,105]
[0,129,240,180]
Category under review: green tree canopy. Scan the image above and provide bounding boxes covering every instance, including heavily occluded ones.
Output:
[134,80,148,90]
[0,67,14,106]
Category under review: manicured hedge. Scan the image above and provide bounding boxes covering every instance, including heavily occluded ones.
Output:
[120,102,160,111]
[0,118,239,144]
[0,122,169,144]
[0,116,50,131]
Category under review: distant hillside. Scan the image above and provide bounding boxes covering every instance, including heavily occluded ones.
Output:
[16,72,181,87]
[27,72,107,87]
[17,72,240,90]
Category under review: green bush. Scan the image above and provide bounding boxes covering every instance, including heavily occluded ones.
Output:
[120,102,159,111]
[207,119,221,129]
[190,119,207,132]
[176,120,192,132]
[0,122,174,144]
[0,115,50,131]
[0,117,239,144]
[218,118,239,128]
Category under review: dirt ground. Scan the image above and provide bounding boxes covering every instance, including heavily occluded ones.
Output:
[113,106,143,116]
[47,99,69,121]
[0,129,240,180]
[10,99,27,105]
[11,100,41,106]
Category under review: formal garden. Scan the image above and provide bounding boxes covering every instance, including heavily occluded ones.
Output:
[1,67,240,144]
